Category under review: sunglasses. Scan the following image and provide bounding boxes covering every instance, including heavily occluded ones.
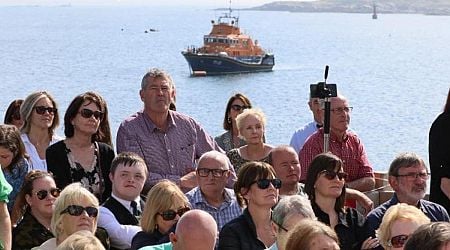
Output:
[158,207,190,221]
[319,170,348,181]
[60,205,98,218]
[79,108,104,120]
[387,234,408,248]
[251,179,282,189]
[230,104,250,112]
[35,188,61,200]
[35,106,57,115]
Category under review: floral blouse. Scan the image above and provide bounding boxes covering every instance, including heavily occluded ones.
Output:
[2,157,30,211]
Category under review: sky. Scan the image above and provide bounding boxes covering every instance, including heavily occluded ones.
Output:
[0,0,313,8]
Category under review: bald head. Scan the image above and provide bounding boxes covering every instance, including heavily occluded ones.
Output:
[198,151,229,169]
[171,210,218,250]
[269,146,301,188]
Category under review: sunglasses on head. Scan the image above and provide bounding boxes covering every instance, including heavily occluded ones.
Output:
[158,207,190,221]
[319,170,348,181]
[251,179,282,189]
[230,104,250,112]
[79,108,104,120]
[387,234,408,248]
[35,106,57,115]
[35,188,61,200]
[60,205,98,218]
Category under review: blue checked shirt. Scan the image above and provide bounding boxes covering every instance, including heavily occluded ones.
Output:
[185,187,242,231]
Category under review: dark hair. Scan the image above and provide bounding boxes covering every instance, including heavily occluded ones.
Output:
[64,92,110,144]
[404,222,450,250]
[444,88,450,113]
[4,99,23,124]
[110,152,148,177]
[0,124,27,170]
[222,93,252,131]
[11,170,54,224]
[304,152,346,212]
[388,152,426,177]
[234,161,276,207]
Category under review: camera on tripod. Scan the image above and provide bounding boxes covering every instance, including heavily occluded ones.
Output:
[309,65,337,99]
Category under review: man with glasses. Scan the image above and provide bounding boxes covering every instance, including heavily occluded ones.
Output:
[299,95,375,192]
[117,68,232,193]
[366,152,449,250]
[185,151,242,232]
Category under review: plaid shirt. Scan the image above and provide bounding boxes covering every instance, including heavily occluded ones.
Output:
[299,128,374,182]
[185,187,242,231]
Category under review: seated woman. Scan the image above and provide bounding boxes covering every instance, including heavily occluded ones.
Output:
[377,203,430,250]
[226,109,273,173]
[404,222,450,250]
[285,219,340,250]
[12,170,60,249]
[215,93,252,152]
[269,194,316,250]
[33,182,103,249]
[0,125,31,211]
[219,161,280,249]
[20,91,61,171]
[304,152,377,250]
[56,230,105,250]
[46,92,115,202]
[131,180,191,250]
[4,99,24,129]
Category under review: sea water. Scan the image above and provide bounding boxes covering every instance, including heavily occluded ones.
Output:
[1,6,449,171]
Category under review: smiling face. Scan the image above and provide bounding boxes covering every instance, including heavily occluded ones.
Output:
[110,162,147,201]
[30,97,55,130]
[71,101,102,136]
[25,176,58,220]
[239,114,264,144]
[140,77,175,115]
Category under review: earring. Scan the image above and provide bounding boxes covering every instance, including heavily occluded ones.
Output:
[227,117,232,124]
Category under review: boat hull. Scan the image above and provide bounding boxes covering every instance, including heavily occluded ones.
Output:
[181,52,274,76]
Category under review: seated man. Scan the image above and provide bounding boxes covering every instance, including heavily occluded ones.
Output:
[366,152,450,250]
[300,94,375,192]
[185,151,242,232]
[139,210,218,250]
[98,152,147,250]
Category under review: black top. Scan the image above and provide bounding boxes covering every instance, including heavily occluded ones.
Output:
[218,208,268,250]
[312,202,369,250]
[46,140,115,202]
[429,111,450,214]
[12,210,53,249]
[130,225,174,250]
[102,197,145,226]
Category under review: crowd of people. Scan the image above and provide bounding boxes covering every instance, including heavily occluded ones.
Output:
[0,68,449,250]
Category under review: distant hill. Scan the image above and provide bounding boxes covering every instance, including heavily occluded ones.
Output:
[247,0,450,15]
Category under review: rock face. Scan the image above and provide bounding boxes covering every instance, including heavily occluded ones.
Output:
[247,0,450,16]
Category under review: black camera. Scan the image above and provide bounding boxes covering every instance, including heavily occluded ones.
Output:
[309,65,337,99]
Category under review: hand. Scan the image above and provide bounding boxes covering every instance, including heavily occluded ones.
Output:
[180,171,197,190]
[357,193,374,216]
[361,236,379,250]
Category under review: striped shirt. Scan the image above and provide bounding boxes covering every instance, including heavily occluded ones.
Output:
[185,187,242,231]
[299,128,374,182]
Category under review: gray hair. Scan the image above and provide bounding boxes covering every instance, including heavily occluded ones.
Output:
[198,151,229,170]
[272,195,315,228]
[140,68,175,90]
[388,152,427,176]
[235,108,266,137]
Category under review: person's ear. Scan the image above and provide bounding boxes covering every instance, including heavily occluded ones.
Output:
[388,176,398,190]
[241,187,250,200]
[109,172,114,182]
[169,232,177,244]
[25,193,33,207]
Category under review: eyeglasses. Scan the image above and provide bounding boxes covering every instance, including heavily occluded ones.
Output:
[196,168,229,178]
[272,220,288,232]
[387,234,408,248]
[330,106,353,114]
[230,104,250,112]
[394,172,429,181]
[79,109,104,120]
[35,188,61,200]
[251,179,282,189]
[35,106,57,115]
[319,170,348,181]
[60,205,98,218]
[158,207,190,221]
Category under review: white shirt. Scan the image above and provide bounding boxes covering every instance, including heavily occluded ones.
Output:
[98,194,142,249]
[21,133,61,171]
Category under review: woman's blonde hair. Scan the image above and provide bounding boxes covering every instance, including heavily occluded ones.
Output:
[285,219,339,250]
[140,180,190,233]
[20,91,59,137]
[56,230,105,250]
[235,108,266,138]
[51,183,99,239]
[377,203,430,248]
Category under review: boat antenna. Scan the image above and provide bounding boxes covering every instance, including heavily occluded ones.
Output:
[228,0,232,16]
[310,65,338,153]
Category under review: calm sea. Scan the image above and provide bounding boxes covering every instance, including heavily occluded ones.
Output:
[1,6,449,171]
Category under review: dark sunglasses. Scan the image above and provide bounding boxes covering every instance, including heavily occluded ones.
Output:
[319,170,348,181]
[60,205,98,218]
[35,106,57,115]
[251,179,282,189]
[79,108,104,120]
[230,104,250,112]
[35,188,61,200]
[158,207,190,221]
[387,234,408,248]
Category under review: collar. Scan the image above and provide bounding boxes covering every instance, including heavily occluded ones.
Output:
[143,110,176,133]
[317,128,349,142]
[111,193,141,214]
[389,193,428,215]
[191,187,233,206]
[311,201,350,228]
